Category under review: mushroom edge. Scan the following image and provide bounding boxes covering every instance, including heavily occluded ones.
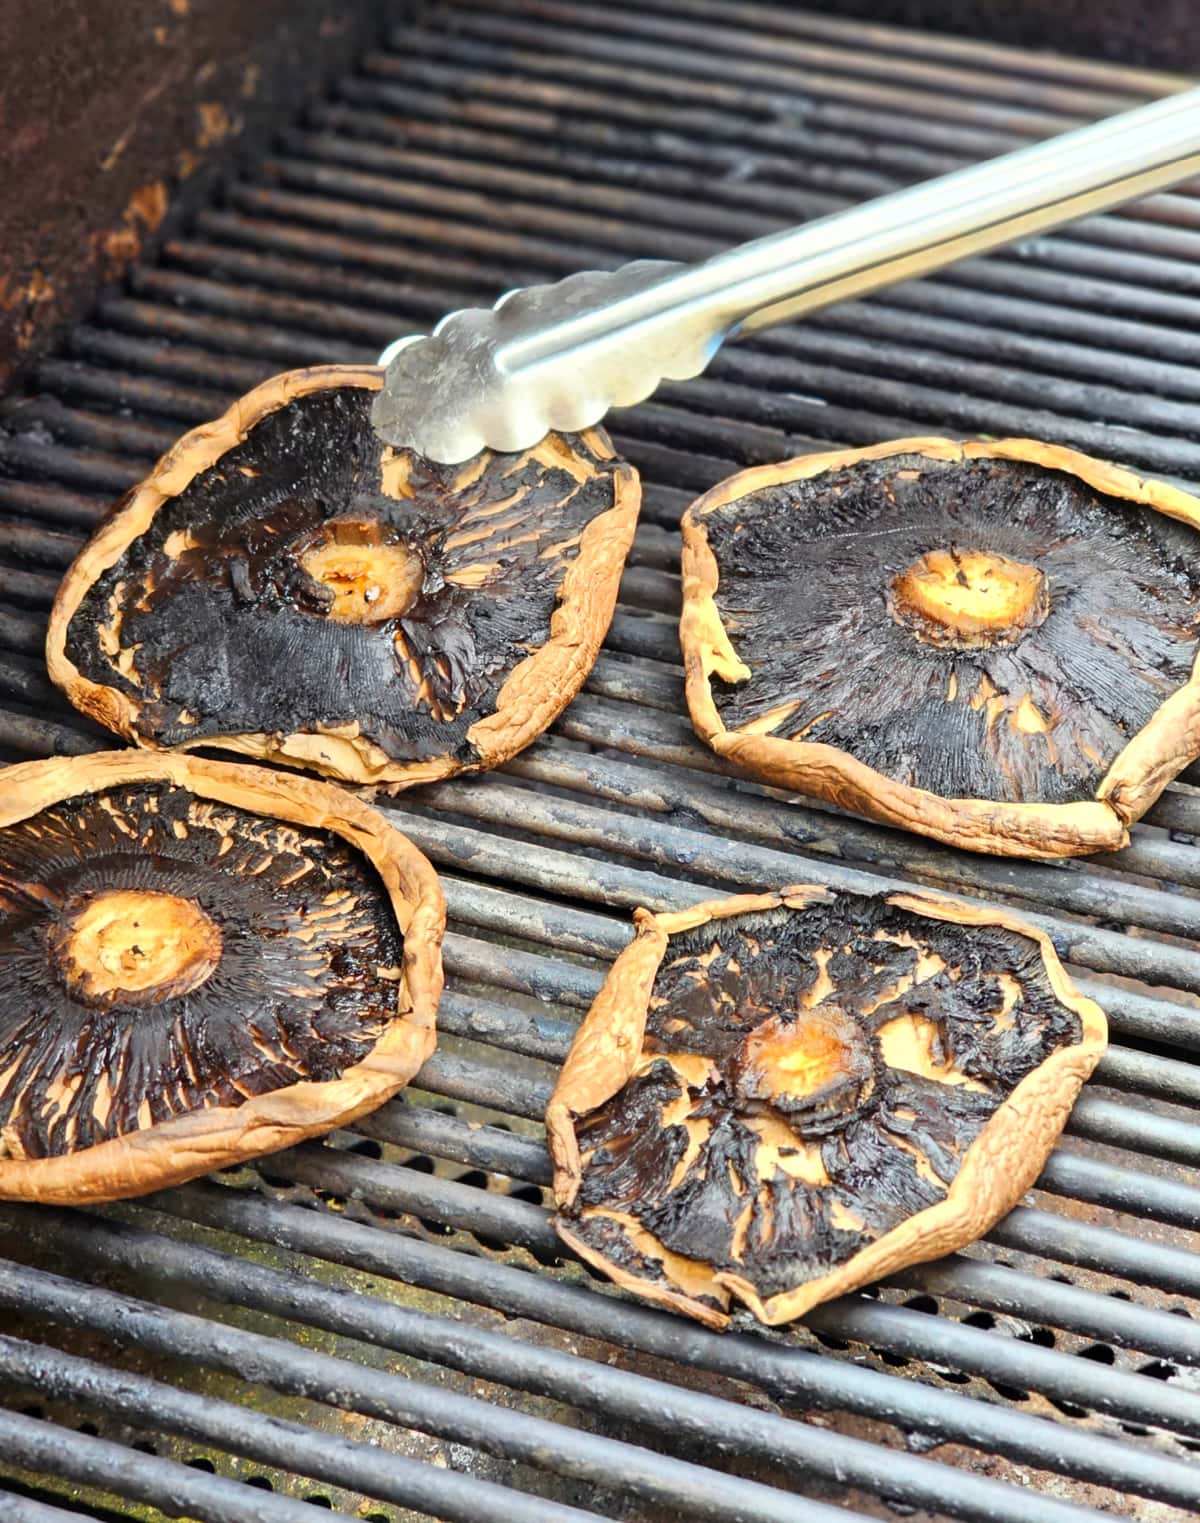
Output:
[45,363,641,789]
[545,885,1107,1329]
[0,747,445,1205]
[679,436,1200,859]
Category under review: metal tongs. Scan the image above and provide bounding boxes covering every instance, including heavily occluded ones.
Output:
[373,87,1200,464]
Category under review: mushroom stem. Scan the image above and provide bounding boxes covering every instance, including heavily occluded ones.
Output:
[732,1003,874,1123]
[297,520,424,625]
[49,889,223,1007]
[889,548,1049,650]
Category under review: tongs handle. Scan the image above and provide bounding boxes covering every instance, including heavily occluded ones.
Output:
[699,85,1200,336]
[374,87,1200,463]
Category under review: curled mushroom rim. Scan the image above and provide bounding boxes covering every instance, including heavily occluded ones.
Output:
[45,363,642,789]
[0,748,446,1205]
[679,436,1200,860]
[546,885,1108,1328]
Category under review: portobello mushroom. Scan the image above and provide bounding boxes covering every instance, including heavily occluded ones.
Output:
[680,437,1200,858]
[0,750,444,1204]
[547,886,1105,1328]
[47,365,640,787]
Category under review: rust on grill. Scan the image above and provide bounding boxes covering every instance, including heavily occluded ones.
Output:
[0,0,381,389]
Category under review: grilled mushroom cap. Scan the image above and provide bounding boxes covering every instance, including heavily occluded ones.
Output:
[546,886,1105,1328]
[680,437,1200,858]
[47,365,640,787]
[0,750,444,1204]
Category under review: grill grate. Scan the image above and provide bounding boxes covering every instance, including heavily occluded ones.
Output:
[3,2,1200,1517]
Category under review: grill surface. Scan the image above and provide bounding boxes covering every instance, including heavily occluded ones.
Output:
[3,3,1200,1518]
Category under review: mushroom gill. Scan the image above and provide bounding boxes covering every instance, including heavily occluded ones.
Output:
[0,750,444,1204]
[47,364,640,788]
[680,437,1200,857]
[546,886,1106,1328]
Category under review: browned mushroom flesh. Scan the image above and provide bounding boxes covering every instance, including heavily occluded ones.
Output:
[48,365,640,788]
[680,437,1200,858]
[0,750,444,1204]
[546,886,1105,1328]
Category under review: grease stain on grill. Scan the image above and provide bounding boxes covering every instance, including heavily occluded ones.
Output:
[0,1168,606,1518]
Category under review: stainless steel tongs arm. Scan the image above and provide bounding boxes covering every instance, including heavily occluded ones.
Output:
[373,86,1200,464]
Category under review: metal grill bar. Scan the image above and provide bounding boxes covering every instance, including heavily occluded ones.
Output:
[268,1135,1200,1386]
[394,0,1198,159]
[404,777,1200,989]
[158,1180,1200,1510]
[0,1490,99,1522]
[351,1100,1200,1302]
[317,65,1200,292]
[0,1222,1148,1523]
[0,1408,322,1523]
[5,4,1200,1518]
[24,265,1200,502]
[619,0,1182,93]
[0,1252,999,1523]
[0,1337,604,1523]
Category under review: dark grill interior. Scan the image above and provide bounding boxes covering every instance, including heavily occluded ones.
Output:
[3,3,1200,1518]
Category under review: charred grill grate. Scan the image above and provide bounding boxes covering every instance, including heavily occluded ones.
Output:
[3,1,1200,1517]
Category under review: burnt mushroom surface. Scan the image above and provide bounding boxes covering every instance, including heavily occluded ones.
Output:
[48,365,640,787]
[546,887,1105,1328]
[704,452,1200,799]
[681,438,1200,857]
[0,750,444,1205]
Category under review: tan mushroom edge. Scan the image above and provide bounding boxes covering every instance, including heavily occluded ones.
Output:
[46,364,641,790]
[679,436,1200,860]
[0,748,446,1206]
[546,885,1107,1329]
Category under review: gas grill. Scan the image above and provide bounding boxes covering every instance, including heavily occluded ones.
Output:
[3,3,1200,1518]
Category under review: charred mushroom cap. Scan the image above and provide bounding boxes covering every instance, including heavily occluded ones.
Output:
[47,365,640,787]
[680,437,1200,858]
[546,886,1105,1328]
[0,750,444,1204]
